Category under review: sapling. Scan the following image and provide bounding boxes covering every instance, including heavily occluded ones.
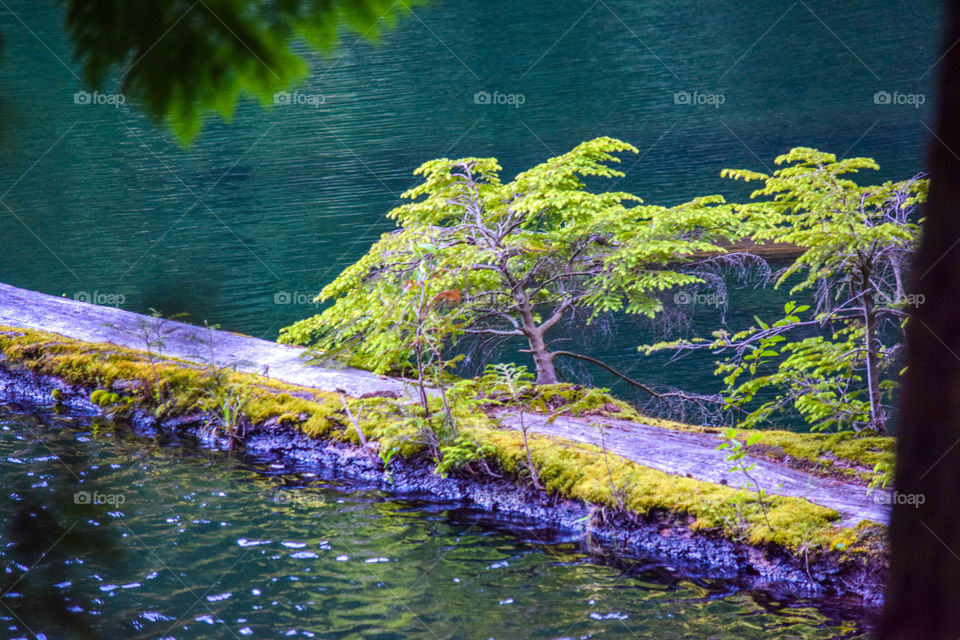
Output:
[597,424,619,508]
[198,366,253,449]
[338,393,381,467]
[105,308,186,404]
[717,428,773,530]
[485,363,542,490]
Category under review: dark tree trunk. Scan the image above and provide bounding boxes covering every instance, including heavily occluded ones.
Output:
[881,1,960,636]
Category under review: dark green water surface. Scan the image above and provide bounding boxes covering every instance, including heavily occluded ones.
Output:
[0,411,870,639]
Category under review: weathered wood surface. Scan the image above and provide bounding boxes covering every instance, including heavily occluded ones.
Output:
[497,411,886,527]
[0,282,888,525]
[0,282,407,397]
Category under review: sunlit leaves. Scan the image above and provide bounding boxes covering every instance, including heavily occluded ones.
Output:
[641,149,925,433]
[280,137,742,375]
[714,150,926,432]
[723,147,927,296]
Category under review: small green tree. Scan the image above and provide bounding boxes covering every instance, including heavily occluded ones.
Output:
[199,366,253,447]
[645,149,927,434]
[717,428,773,530]
[724,148,926,433]
[280,137,742,384]
[716,305,883,433]
[105,308,187,404]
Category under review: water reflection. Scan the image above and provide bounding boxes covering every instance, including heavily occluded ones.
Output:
[0,411,869,638]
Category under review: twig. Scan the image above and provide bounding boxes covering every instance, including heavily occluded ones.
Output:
[338,394,381,467]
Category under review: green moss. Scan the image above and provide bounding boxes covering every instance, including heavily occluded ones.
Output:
[468,426,857,552]
[527,383,644,418]
[1,328,205,410]
[0,327,348,437]
[742,430,894,482]
[243,391,343,439]
[636,414,721,434]
[90,389,121,407]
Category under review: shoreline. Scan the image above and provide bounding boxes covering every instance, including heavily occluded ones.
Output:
[0,360,884,617]
[0,282,890,609]
[0,282,891,526]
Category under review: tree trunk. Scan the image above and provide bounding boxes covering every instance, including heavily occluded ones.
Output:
[515,318,553,384]
[861,278,887,434]
[881,1,960,636]
[517,299,558,384]
[526,328,558,384]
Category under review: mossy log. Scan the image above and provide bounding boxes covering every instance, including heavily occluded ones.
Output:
[0,282,891,604]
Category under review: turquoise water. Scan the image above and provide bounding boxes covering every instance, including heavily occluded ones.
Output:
[0,0,939,398]
[0,411,870,638]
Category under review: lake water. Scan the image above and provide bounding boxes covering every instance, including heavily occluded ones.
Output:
[0,410,871,638]
[0,0,940,401]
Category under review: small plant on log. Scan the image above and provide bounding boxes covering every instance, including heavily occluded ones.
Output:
[717,428,773,530]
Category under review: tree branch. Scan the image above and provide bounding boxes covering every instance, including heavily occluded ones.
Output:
[462,328,525,337]
[538,298,575,334]
[549,350,724,405]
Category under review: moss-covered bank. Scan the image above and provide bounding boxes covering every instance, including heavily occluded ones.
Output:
[0,326,888,604]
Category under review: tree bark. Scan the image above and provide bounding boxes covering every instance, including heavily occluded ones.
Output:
[881,1,960,636]
[861,276,887,434]
[516,296,559,384]
[525,327,558,384]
